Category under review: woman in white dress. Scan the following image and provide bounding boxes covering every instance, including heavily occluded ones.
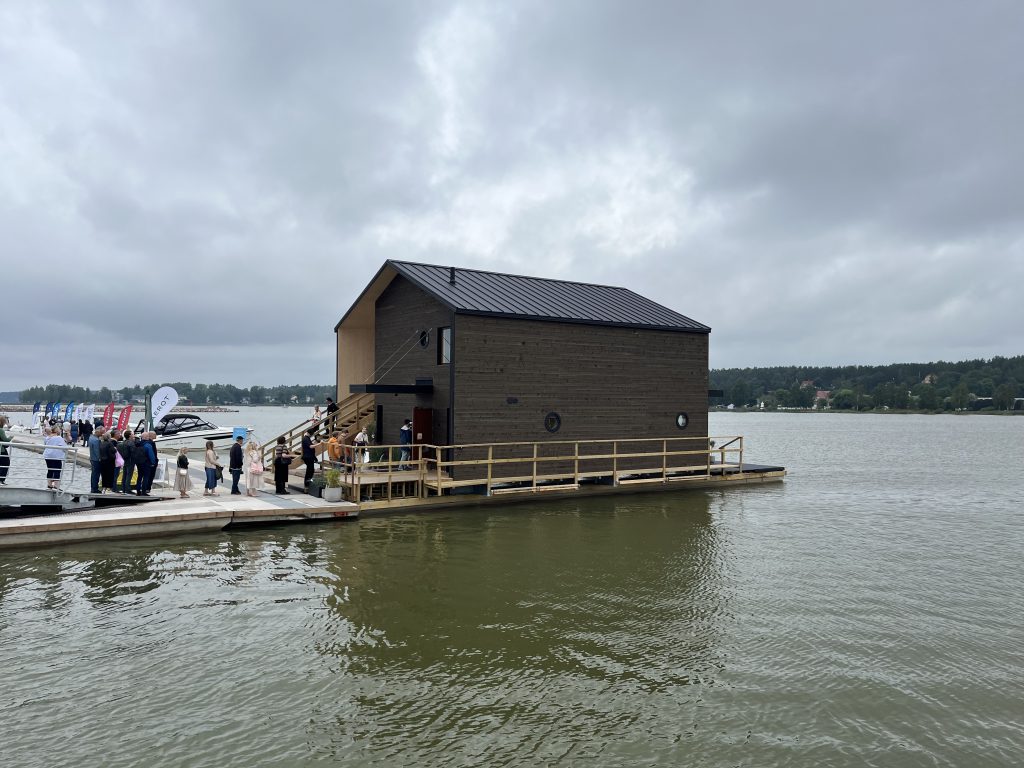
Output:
[245,440,263,496]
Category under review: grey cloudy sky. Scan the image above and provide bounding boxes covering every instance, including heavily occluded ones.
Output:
[3,1,1022,391]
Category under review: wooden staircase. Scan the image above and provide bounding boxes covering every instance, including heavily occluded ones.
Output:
[261,392,376,467]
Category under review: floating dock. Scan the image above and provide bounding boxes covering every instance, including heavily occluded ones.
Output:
[0,433,784,550]
[0,491,358,549]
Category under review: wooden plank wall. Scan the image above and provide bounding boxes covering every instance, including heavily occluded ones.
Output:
[452,314,709,480]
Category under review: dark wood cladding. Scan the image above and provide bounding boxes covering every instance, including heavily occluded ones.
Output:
[373,276,709,483]
[374,277,453,447]
[453,314,708,480]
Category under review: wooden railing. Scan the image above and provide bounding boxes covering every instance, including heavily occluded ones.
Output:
[260,392,376,466]
[331,435,745,502]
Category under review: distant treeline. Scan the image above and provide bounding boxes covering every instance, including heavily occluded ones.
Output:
[710,356,1024,411]
[18,383,334,406]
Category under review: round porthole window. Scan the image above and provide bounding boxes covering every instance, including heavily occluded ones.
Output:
[676,412,689,430]
[544,412,561,433]
[419,330,430,348]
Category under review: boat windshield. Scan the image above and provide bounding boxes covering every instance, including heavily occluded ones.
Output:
[157,415,219,435]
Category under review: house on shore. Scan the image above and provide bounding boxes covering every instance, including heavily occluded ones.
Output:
[335,261,711,479]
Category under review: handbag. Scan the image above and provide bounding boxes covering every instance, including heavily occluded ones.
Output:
[251,462,264,475]
[178,468,188,477]
[115,451,125,469]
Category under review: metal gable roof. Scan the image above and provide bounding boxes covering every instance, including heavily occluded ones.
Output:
[388,261,710,333]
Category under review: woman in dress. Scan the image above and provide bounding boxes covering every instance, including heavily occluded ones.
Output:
[175,447,192,498]
[245,440,263,496]
[203,440,219,496]
[42,426,68,489]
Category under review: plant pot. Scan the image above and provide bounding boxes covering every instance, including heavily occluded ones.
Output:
[323,486,343,502]
[308,485,323,498]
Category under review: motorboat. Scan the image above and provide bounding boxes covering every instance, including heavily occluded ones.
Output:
[134,414,251,453]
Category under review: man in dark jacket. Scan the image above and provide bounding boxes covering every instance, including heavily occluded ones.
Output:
[132,435,150,495]
[119,431,138,495]
[229,436,244,495]
[137,432,158,496]
[301,428,319,491]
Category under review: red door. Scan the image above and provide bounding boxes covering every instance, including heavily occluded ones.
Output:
[412,407,433,459]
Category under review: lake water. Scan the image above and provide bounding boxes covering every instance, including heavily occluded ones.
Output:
[1,412,1021,767]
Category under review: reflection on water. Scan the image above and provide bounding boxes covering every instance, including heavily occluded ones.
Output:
[305,495,727,763]
[2,413,1024,767]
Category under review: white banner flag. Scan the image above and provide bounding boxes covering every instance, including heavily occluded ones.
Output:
[151,386,179,424]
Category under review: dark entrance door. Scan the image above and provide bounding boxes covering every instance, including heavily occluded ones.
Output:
[412,407,432,460]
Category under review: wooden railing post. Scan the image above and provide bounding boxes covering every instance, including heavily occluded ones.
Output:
[662,439,667,481]
[532,443,538,490]
[486,445,493,495]
[612,441,618,485]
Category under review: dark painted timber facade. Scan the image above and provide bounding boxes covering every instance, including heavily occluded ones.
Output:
[336,261,712,483]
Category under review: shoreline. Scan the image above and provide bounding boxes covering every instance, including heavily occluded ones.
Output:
[0,405,239,414]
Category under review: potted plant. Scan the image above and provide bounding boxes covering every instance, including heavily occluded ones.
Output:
[308,473,326,498]
[323,468,343,502]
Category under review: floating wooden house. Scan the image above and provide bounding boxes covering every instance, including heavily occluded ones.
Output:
[335,261,711,458]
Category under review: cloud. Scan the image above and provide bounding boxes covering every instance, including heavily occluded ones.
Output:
[1,0,1023,391]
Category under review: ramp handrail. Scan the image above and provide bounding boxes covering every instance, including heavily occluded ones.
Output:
[260,392,375,466]
[1,439,80,493]
[330,435,744,502]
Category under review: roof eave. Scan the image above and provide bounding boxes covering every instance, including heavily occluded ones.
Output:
[334,262,397,332]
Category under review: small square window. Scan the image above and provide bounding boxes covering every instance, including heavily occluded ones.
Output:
[438,326,451,365]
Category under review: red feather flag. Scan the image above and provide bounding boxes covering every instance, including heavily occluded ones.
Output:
[116,405,133,432]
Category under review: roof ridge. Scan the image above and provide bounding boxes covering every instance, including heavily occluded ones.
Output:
[388,259,630,293]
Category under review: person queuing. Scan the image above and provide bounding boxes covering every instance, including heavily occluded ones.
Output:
[136,432,158,496]
[273,436,295,494]
[175,447,192,498]
[79,418,92,447]
[324,396,339,432]
[0,415,10,485]
[244,439,263,497]
[99,430,119,492]
[301,427,322,491]
[353,425,369,466]
[203,440,220,496]
[326,431,343,468]
[42,426,68,489]
[228,435,244,495]
[399,419,413,470]
[119,430,138,495]
[88,426,105,493]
